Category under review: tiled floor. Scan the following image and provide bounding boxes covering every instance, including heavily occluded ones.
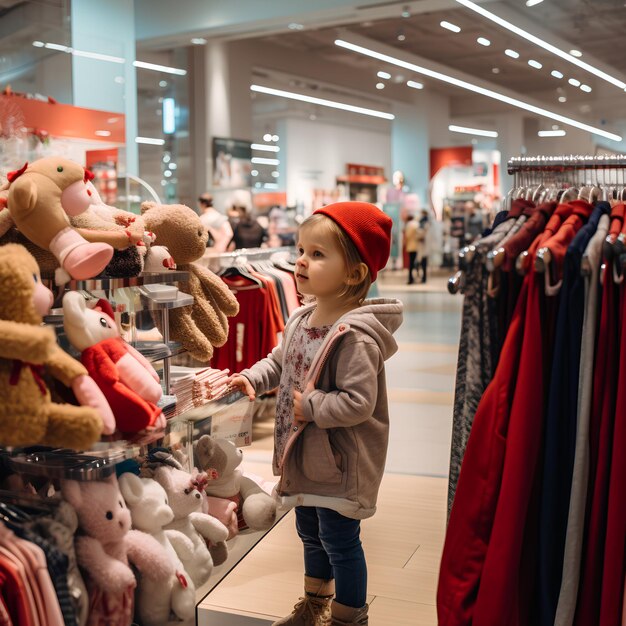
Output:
[198,271,463,625]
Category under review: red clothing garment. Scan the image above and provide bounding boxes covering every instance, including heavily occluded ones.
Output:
[438,201,593,626]
[600,283,626,625]
[0,554,32,626]
[81,337,161,432]
[575,264,622,626]
[211,277,282,372]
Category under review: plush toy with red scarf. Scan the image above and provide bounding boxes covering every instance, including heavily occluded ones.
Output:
[62,291,164,433]
[0,244,104,449]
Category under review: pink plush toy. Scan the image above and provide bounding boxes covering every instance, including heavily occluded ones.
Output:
[62,292,164,433]
[5,158,114,280]
[62,475,174,626]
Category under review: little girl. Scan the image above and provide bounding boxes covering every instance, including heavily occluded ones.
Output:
[228,201,403,626]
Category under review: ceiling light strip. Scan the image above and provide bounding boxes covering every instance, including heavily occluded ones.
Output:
[449,124,498,137]
[455,0,626,90]
[250,84,395,120]
[334,39,621,141]
[133,61,187,76]
[538,130,566,137]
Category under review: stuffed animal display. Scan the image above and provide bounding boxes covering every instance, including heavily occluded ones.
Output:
[118,473,196,626]
[195,436,277,534]
[141,201,240,362]
[146,452,229,587]
[62,476,175,626]
[0,244,105,449]
[0,159,175,281]
[3,158,114,280]
[62,291,164,433]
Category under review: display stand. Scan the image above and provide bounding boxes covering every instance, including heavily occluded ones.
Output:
[2,267,281,624]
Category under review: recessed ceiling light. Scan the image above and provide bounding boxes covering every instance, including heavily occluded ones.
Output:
[477,37,491,46]
[492,67,501,74]
[288,23,304,30]
[32,41,44,47]
[251,170,258,176]
[528,59,542,69]
[440,21,461,33]
[552,125,559,130]
[407,80,424,89]
[134,60,187,76]
[538,129,566,137]
[251,84,395,120]
[334,38,621,141]
[401,6,411,18]
[526,0,544,5]
[455,0,626,90]
[251,157,280,166]
[580,84,592,93]
[568,78,581,87]
[397,33,406,41]
[272,135,279,142]
[505,49,520,59]
[263,133,272,142]
[551,70,564,79]
[569,50,582,57]
[376,82,385,89]
[135,137,165,145]
[377,71,391,79]
[191,38,207,45]
[251,143,280,152]
[449,124,498,138]
[558,96,567,103]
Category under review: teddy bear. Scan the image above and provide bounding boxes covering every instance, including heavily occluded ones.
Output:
[118,472,196,626]
[195,436,277,534]
[0,243,105,450]
[2,157,114,280]
[141,201,240,362]
[62,291,164,433]
[145,451,229,587]
[62,475,175,626]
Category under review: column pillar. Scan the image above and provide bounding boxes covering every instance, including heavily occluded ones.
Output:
[70,0,138,175]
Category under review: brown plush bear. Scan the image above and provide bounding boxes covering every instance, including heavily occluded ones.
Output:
[3,158,114,280]
[0,244,103,450]
[140,201,239,362]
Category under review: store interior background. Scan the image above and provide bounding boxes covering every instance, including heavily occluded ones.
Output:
[2,1,626,623]
[3,0,626,222]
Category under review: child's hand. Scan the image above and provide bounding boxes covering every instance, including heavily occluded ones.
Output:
[293,390,308,421]
[226,375,256,401]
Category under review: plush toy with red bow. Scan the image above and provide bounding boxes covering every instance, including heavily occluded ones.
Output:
[0,244,105,449]
[1,157,114,280]
[62,291,164,433]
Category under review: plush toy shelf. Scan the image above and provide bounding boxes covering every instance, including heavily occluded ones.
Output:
[45,270,190,291]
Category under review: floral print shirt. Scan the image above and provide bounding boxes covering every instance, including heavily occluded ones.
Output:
[274,311,331,468]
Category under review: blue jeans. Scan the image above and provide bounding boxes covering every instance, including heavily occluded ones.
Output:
[295,506,367,608]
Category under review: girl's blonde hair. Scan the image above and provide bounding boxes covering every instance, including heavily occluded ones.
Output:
[299,213,371,304]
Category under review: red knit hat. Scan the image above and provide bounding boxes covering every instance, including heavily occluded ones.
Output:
[314,201,393,282]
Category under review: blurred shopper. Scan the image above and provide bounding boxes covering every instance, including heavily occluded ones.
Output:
[417,209,430,283]
[404,214,419,285]
[198,193,233,253]
[229,206,268,250]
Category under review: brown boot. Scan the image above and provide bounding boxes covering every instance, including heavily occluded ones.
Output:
[330,600,369,625]
[272,576,334,625]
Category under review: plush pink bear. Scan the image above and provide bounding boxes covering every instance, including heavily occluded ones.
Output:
[62,475,174,626]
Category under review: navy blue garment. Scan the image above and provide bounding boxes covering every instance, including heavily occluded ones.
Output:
[536,201,610,626]
[482,210,509,237]
[295,506,366,608]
